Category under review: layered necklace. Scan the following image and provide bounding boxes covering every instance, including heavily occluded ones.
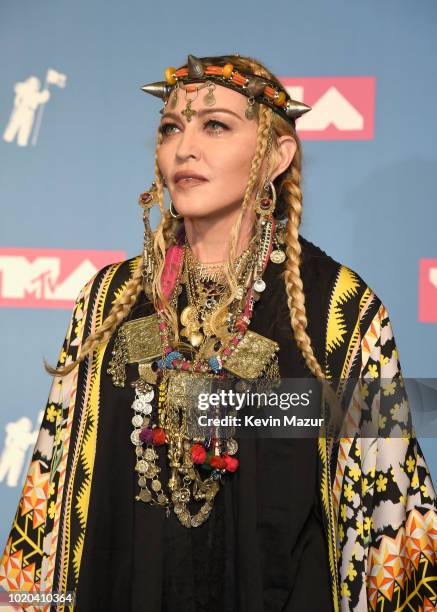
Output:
[110,218,285,527]
[179,234,257,360]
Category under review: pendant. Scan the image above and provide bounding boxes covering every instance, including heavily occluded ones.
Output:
[226,438,238,455]
[132,414,144,427]
[170,89,178,109]
[253,279,266,293]
[203,88,216,106]
[181,99,197,122]
[138,363,158,385]
[245,97,256,120]
[180,305,197,327]
[235,285,245,300]
[270,249,286,264]
[189,330,204,347]
[132,394,153,415]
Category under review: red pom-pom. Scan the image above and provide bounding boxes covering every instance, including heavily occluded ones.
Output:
[191,443,206,464]
[210,455,227,470]
[224,455,239,472]
[152,427,166,445]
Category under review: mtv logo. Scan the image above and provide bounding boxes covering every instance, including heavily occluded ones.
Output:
[418,259,437,323]
[279,76,376,140]
[0,248,126,309]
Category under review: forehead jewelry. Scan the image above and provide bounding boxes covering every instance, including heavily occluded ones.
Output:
[169,81,180,109]
[168,81,216,121]
[141,54,312,125]
[181,85,199,122]
[203,80,216,106]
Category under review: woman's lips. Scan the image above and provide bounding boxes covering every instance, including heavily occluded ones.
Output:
[175,177,208,188]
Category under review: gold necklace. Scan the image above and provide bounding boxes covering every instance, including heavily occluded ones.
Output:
[180,238,258,351]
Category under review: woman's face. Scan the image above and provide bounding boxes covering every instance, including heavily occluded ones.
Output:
[157,84,260,220]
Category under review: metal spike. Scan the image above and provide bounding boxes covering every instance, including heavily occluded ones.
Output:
[140,82,171,100]
[285,99,312,119]
[246,77,268,98]
[187,54,205,78]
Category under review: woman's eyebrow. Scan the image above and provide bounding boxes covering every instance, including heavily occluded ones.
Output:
[161,108,243,122]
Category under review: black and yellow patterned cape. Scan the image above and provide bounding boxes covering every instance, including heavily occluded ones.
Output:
[0,237,436,611]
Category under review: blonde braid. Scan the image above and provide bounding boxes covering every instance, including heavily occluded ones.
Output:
[282,147,324,379]
[45,259,144,376]
[280,144,342,428]
[150,129,180,343]
[208,105,273,336]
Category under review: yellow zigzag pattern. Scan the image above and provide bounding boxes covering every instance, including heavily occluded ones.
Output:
[318,436,339,612]
[112,256,143,305]
[326,266,361,356]
[62,262,121,592]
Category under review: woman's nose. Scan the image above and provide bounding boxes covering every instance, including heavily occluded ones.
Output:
[175,125,201,161]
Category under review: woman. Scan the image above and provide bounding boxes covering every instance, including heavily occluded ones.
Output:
[0,54,436,611]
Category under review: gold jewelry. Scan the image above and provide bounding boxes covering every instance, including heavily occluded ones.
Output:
[180,237,258,352]
[203,80,216,106]
[254,181,277,218]
[138,183,159,299]
[245,96,257,120]
[181,85,198,122]
[270,222,286,264]
[141,54,312,124]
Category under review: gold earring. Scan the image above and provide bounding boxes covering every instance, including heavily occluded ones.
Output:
[169,200,182,219]
[254,180,277,219]
[138,182,159,298]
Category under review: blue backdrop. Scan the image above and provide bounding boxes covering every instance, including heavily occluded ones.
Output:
[1,0,436,550]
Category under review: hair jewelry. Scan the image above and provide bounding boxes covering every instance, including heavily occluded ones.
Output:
[141,54,312,125]
[138,184,159,299]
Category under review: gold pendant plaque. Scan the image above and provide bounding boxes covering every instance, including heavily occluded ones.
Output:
[224,330,279,379]
[167,370,215,438]
[123,314,162,363]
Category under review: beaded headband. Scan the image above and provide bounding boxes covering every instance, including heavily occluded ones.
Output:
[141,54,311,125]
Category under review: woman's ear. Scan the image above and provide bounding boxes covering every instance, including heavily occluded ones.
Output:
[269,135,297,181]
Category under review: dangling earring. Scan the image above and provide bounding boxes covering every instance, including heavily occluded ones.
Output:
[169,200,182,219]
[254,128,275,220]
[138,182,159,299]
[254,180,277,220]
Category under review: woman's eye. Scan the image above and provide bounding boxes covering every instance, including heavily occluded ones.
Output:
[205,119,228,133]
[160,123,179,136]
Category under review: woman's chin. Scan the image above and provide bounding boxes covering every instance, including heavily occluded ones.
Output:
[175,205,218,219]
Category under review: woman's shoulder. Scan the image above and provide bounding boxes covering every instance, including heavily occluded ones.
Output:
[299,235,373,287]
[77,254,143,310]
[298,235,382,315]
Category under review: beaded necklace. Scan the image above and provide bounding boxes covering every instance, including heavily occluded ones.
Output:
[127,218,279,527]
[156,218,276,375]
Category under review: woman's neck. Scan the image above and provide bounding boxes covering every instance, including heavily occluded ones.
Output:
[183,208,255,264]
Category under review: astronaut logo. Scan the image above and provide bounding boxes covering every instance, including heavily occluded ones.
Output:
[0,413,42,487]
[2,69,67,147]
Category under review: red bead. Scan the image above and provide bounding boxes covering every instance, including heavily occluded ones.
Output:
[152,427,166,446]
[191,443,206,464]
[231,337,239,345]
[182,361,190,370]
[210,455,227,470]
[224,455,239,472]
[223,348,232,356]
